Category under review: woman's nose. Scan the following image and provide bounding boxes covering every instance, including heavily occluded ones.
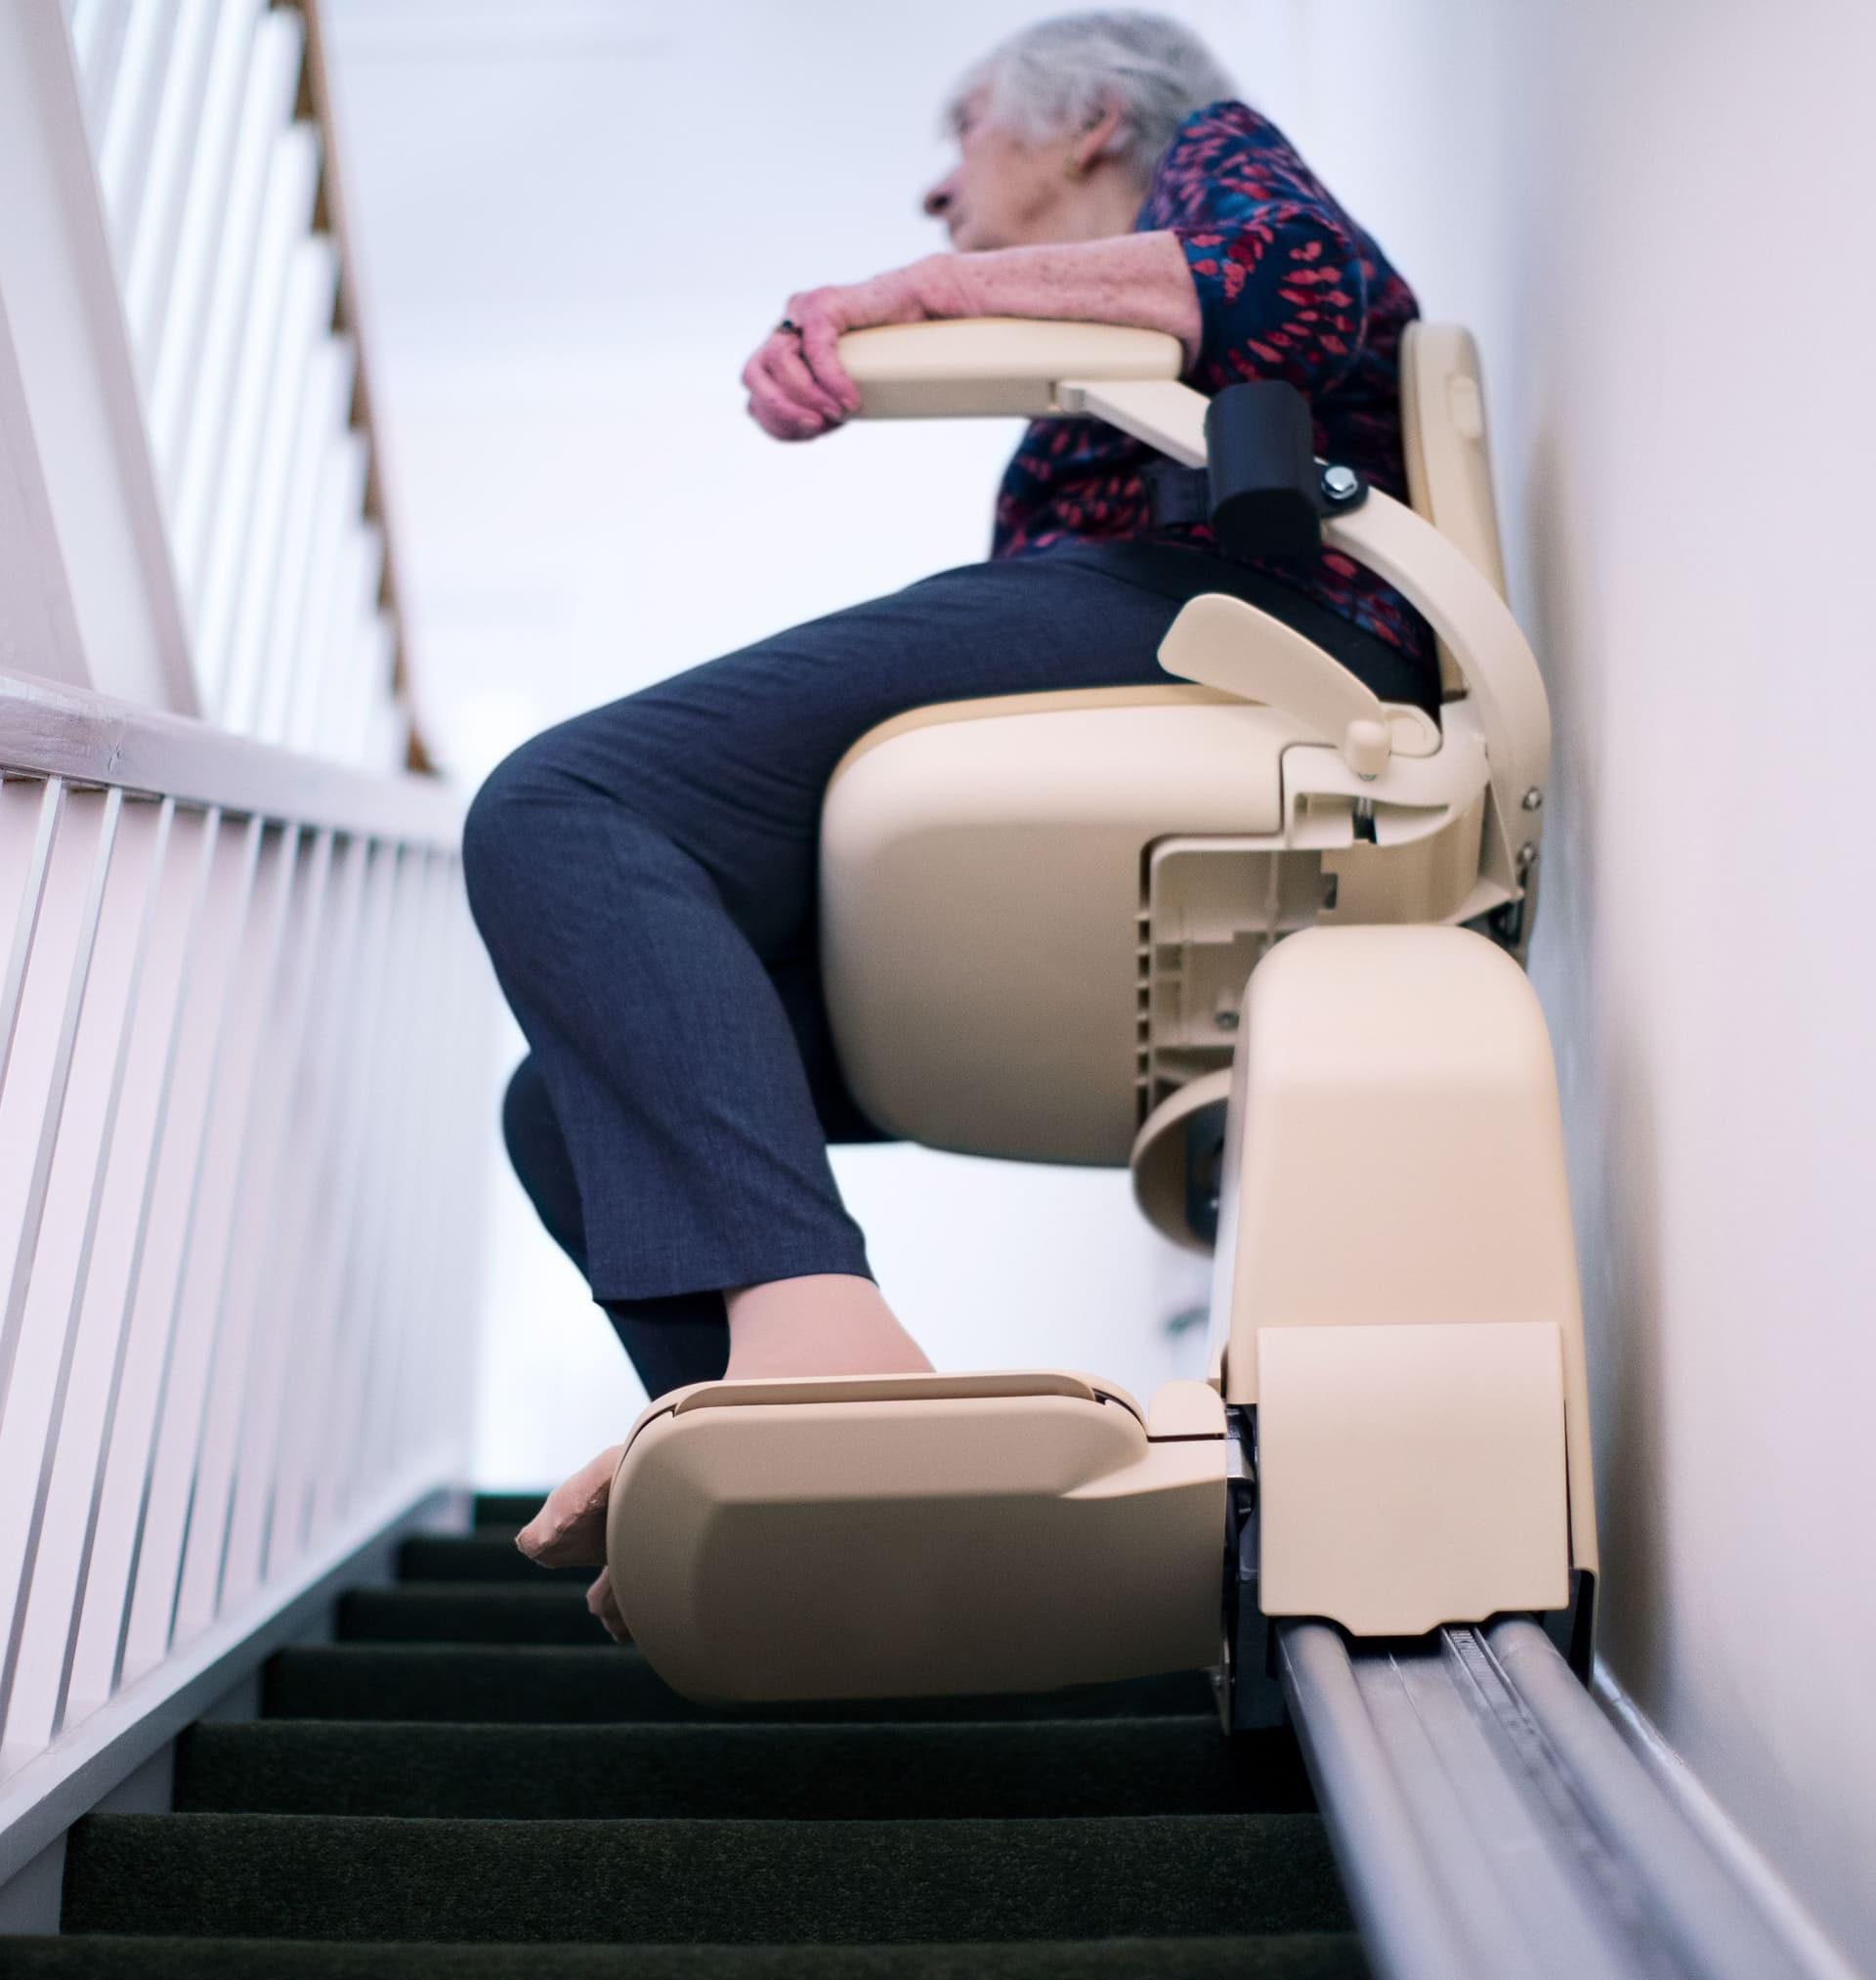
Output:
[921,173,957,220]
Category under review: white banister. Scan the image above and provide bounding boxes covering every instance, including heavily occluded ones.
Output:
[1,0,471,1879]
[0,674,489,1829]
[145,2,284,508]
[0,0,197,710]
[118,0,223,353]
[93,0,177,248]
[26,0,426,766]
[179,116,320,678]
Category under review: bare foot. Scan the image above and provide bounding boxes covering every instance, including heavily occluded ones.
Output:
[516,1442,621,1568]
[585,1565,628,1643]
[521,1276,928,1633]
[724,1272,931,1379]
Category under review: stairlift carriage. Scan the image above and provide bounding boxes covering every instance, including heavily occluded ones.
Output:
[605,320,1598,1723]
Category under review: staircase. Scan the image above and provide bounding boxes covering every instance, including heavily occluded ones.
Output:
[11,1494,1367,1976]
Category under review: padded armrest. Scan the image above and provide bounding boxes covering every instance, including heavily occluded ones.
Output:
[838,319,1183,419]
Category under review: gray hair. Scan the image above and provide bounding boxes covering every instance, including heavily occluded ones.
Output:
[943,12,1237,185]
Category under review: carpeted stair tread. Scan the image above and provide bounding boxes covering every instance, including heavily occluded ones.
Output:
[175,1718,1314,1820]
[264,1643,1220,1724]
[3,1932,1371,1978]
[474,1492,549,1527]
[49,1502,1365,1974]
[63,1811,1350,1944]
[398,1532,588,1583]
[339,1582,609,1645]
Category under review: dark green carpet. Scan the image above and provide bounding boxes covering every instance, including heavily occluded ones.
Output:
[35,1494,1366,1978]
[398,1532,594,1584]
[338,1583,615,1644]
[3,1936,1367,1978]
[470,1492,550,1526]
[263,1643,1224,1723]
[176,1718,1314,1819]
[64,1811,1346,1942]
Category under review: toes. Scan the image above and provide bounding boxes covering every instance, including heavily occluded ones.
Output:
[516,1443,623,1567]
[586,1567,628,1644]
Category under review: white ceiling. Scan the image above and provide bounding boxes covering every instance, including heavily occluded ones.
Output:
[325,0,1025,354]
[320,0,1278,358]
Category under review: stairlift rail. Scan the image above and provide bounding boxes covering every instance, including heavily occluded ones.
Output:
[1280,1620,1807,1980]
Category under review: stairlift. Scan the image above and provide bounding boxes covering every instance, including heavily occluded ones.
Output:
[605,319,1598,1724]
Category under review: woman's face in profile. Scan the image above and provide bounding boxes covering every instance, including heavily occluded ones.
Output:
[922,89,1072,253]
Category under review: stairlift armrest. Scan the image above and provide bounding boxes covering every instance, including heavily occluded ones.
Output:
[837,320,1183,418]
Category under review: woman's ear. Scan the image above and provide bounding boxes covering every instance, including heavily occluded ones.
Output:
[1066,95,1128,178]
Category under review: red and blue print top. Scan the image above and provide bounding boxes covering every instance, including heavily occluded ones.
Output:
[992,102,1428,662]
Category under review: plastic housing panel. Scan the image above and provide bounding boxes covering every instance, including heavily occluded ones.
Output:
[610,1375,1227,1703]
[838,318,1182,418]
[1258,1320,1570,1633]
[1210,925,1598,1580]
[821,690,1311,1162]
[1398,322,1509,700]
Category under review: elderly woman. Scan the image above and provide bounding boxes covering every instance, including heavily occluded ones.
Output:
[465,11,1430,1601]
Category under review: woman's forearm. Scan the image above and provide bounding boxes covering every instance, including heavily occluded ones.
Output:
[749,233,1204,436]
[907,233,1202,366]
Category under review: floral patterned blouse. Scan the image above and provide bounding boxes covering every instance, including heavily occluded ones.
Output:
[992,101,1428,663]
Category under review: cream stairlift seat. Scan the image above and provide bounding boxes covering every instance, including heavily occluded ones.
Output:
[608,320,1597,1712]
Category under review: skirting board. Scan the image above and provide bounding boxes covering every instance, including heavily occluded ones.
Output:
[1593,1661,1864,1980]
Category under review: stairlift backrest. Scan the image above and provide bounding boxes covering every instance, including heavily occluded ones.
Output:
[1398,323,1509,699]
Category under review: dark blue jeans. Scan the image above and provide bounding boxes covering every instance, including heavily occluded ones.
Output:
[462,541,1435,1398]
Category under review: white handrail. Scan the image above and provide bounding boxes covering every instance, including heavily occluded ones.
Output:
[0,672,457,847]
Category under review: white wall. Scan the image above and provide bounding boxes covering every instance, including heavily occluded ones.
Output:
[1239,2,1876,1965]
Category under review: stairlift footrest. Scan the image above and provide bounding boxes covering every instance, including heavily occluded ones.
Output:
[1257,1320,1569,1635]
[610,1376,1227,1704]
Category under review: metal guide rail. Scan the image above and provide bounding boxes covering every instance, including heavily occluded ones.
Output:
[1279,1617,1807,1980]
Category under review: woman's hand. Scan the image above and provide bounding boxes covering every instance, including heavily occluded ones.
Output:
[739,237,1201,440]
[741,265,937,440]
